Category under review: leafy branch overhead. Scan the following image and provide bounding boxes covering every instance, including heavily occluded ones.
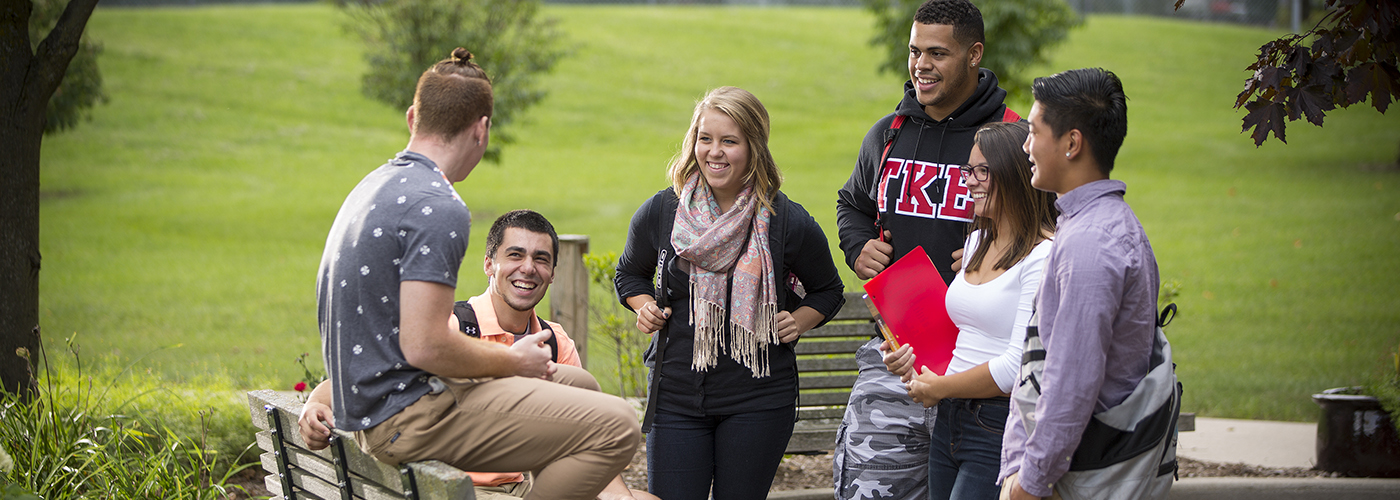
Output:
[335,0,568,164]
[1194,0,1399,145]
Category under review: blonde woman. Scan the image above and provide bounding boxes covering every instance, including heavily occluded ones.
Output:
[615,87,845,500]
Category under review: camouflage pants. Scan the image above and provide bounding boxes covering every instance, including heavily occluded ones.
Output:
[833,337,934,500]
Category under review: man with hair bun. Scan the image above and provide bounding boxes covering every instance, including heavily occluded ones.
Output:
[300,49,643,500]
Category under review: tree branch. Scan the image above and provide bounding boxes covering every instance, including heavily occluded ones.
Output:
[24,0,99,111]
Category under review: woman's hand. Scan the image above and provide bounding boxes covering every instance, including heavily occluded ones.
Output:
[775,310,802,343]
[635,300,671,334]
[906,366,945,408]
[880,341,915,381]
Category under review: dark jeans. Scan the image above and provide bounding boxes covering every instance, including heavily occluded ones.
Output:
[928,397,1010,500]
[647,405,796,500]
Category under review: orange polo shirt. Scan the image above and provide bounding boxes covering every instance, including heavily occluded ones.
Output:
[461,293,582,487]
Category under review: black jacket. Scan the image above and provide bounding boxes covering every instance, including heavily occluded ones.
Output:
[836,69,1017,284]
[615,188,846,415]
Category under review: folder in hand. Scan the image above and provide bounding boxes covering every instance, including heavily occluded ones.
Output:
[862,245,960,376]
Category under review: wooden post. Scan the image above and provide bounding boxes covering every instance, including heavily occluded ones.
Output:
[552,235,590,368]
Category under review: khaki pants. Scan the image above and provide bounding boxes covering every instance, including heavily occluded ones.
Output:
[354,365,640,500]
[474,477,532,500]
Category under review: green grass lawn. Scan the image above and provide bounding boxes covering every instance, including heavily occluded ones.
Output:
[39,4,1399,421]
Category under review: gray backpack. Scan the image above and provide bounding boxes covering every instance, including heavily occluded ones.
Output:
[1011,304,1180,500]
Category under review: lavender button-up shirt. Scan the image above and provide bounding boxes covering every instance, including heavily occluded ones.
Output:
[998,179,1160,497]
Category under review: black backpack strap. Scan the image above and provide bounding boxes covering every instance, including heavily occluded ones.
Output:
[454,300,559,363]
[537,317,560,363]
[454,300,481,337]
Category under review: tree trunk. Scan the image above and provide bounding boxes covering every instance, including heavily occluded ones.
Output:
[0,0,100,398]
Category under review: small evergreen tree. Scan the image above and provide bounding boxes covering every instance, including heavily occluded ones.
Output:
[335,0,567,164]
[862,0,1081,99]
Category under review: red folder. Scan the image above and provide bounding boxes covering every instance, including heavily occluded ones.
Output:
[862,246,960,375]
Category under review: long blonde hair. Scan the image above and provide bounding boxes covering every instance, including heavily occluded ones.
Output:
[666,87,782,210]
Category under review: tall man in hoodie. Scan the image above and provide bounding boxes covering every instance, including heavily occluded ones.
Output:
[833,0,1018,497]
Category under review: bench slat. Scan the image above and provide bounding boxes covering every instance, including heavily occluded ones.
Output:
[794,339,869,355]
[248,390,475,500]
[256,431,403,498]
[261,451,411,500]
[802,322,875,339]
[264,469,329,500]
[795,356,858,372]
[798,374,858,390]
[797,407,847,420]
[829,292,873,321]
[798,391,852,407]
[786,425,841,455]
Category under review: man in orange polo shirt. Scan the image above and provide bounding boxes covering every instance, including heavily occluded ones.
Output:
[450,210,653,500]
[302,210,654,500]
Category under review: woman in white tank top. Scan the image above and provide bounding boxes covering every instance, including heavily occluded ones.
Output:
[883,121,1057,500]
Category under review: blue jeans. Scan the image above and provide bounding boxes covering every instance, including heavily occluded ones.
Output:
[928,397,1010,500]
[647,405,796,500]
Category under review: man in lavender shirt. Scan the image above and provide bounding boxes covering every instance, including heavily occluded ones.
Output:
[999,68,1161,499]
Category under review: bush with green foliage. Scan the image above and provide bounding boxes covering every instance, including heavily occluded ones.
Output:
[335,0,567,164]
[28,0,107,134]
[862,0,1080,98]
[0,336,257,498]
[584,252,649,398]
[1367,342,1400,433]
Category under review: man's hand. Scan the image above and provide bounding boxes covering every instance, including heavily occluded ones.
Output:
[297,400,335,451]
[950,247,964,274]
[880,341,915,380]
[1002,473,1045,500]
[509,330,556,380]
[905,366,945,408]
[634,300,671,334]
[1008,484,1043,500]
[854,231,894,280]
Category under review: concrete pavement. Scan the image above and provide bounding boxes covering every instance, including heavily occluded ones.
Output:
[768,416,1400,500]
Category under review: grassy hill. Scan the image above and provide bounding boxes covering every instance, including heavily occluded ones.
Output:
[38,4,1400,421]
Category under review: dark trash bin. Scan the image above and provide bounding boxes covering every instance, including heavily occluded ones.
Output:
[1313,386,1400,477]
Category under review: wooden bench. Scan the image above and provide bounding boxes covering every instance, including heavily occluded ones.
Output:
[247,389,476,500]
[787,291,873,454]
[785,292,1195,455]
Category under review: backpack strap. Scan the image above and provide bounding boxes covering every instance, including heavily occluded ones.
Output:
[1002,107,1022,122]
[874,115,907,238]
[453,300,559,362]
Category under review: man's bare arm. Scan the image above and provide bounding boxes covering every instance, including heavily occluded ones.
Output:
[399,280,552,379]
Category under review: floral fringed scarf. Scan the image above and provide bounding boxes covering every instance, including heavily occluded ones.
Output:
[671,174,779,378]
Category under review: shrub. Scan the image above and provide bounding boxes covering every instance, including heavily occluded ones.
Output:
[584,251,649,398]
[0,336,256,499]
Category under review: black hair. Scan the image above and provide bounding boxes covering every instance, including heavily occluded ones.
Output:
[485,210,559,267]
[913,0,985,49]
[1031,67,1129,175]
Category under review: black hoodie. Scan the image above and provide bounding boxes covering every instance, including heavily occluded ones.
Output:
[836,68,1017,285]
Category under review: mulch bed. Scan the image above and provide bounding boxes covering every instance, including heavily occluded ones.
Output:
[226,446,1339,499]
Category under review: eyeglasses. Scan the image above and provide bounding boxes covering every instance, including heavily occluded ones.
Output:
[960,164,990,182]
